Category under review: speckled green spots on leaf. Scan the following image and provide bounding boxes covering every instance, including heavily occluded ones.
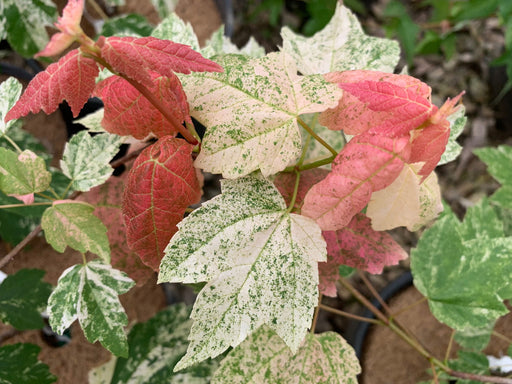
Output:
[280,3,400,75]
[0,77,23,136]
[211,326,360,384]
[0,343,56,384]
[151,12,200,51]
[411,199,512,330]
[202,26,265,58]
[158,174,327,370]
[181,52,342,178]
[61,131,123,192]
[41,200,110,263]
[47,261,134,357]
[439,105,466,165]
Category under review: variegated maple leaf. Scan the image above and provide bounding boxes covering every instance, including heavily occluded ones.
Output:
[123,136,201,271]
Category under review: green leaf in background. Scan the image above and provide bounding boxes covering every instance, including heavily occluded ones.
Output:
[0,343,56,384]
[211,326,360,384]
[150,0,178,20]
[151,13,200,51]
[447,351,490,384]
[411,199,512,330]
[452,0,499,22]
[0,269,52,330]
[301,0,337,36]
[90,304,219,384]
[0,77,23,136]
[61,131,123,192]
[383,0,419,67]
[159,174,326,370]
[454,322,494,351]
[0,0,57,57]
[100,14,154,37]
[281,3,400,75]
[41,200,110,262]
[47,261,134,357]
[439,106,466,165]
[0,148,51,197]
[474,145,512,209]
[183,52,341,178]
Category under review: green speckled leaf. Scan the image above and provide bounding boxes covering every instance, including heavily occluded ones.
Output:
[183,52,342,177]
[0,77,23,136]
[202,26,265,58]
[0,148,51,196]
[151,13,200,51]
[158,174,326,369]
[280,3,400,75]
[0,343,56,384]
[91,304,219,384]
[439,105,466,165]
[1,0,57,57]
[41,200,110,262]
[100,14,154,37]
[212,326,360,384]
[411,199,512,330]
[74,109,107,132]
[47,261,134,357]
[475,145,512,209]
[150,0,178,20]
[454,323,493,351]
[61,131,123,192]
[0,269,52,330]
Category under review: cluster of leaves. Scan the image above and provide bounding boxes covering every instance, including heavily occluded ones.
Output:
[1,0,512,383]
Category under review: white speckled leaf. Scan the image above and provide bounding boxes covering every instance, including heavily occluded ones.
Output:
[181,52,342,178]
[280,3,400,75]
[0,77,23,135]
[0,148,51,196]
[158,174,327,369]
[202,26,265,58]
[47,261,134,357]
[150,0,178,20]
[1,0,57,57]
[74,109,107,132]
[151,12,200,51]
[366,163,443,231]
[439,105,466,165]
[212,326,360,384]
[41,200,110,263]
[61,131,123,192]
[411,199,512,330]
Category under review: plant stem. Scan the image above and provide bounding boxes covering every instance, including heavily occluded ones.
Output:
[86,0,109,20]
[286,171,301,213]
[297,117,338,157]
[318,303,381,325]
[310,294,322,334]
[3,134,22,153]
[283,154,336,173]
[0,202,52,209]
[0,224,42,269]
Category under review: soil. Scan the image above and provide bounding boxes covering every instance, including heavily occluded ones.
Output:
[1,0,512,383]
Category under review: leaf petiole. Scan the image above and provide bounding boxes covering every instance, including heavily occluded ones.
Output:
[0,202,52,209]
[286,170,301,213]
[2,135,22,153]
[297,116,338,157]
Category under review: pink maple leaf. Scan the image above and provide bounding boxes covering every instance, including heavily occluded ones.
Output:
[5,49,98,120]
[36,0,85,58]
[301,133,411,231]
[94,72,192,139]
[123,136,202,271]
[273,168,329,210]
[320,70,432,136]
[318,213,408,296]
[77,168,153,285]
[318,254,340,297]
[98,36,223,85]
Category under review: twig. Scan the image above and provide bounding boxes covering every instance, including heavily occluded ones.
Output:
[318,303,381,325]
[0,224,42,269]
[448,370,512,384]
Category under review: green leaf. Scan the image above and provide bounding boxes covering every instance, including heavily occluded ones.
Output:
[454,323,493,351]
[151,13,200,51]
[383,0,419,67]
[0,148,51,196]
[0,77,23,136]
[74,109,107,133]
[202,26,265,58]
[0,269,52,330]
[448,351,490,384]
[91,304,219,384]
[439,105,466,165]
[61,131,123,192]
[183,52,342,178]
[211,326,360,384]
[47,261,134,357]
[411,199,512,330]
[452,0,499,22]
[150,0,178,20]
[474,145,512,209]
[1,0,57,57]
[0,343,56,384]
[100,14,154,37]
[41,200,110,262]
[281,3,400,75]
[159,174,327,370]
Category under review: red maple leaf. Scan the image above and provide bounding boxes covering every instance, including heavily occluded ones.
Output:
[98,36,223,85]
[123,136,202,271]
[5,49,98,120]
[301,132,411,231]
[273,168,329,210]
[94,72,192,139]
[319,213,408,296]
